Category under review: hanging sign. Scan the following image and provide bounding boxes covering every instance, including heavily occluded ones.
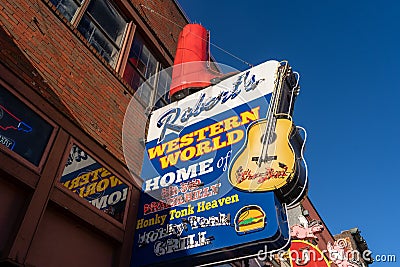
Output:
[130,60,306,266]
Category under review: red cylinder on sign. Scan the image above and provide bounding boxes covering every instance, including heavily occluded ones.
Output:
[169,24,223,101]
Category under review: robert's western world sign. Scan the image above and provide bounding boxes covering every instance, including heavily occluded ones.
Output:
[130,60,307,266]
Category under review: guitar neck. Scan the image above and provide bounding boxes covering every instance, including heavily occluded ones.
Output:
[267,62,291,121]
[258,63,292,162]
[276,65,299,118]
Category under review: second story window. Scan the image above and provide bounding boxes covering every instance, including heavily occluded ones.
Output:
[123,33,171,108]
[154,67,171,108]
[124,34,158,88]
[77,0,127,67]
[49,0,171,108]
[50,0,83,22]
[50,0,127,67]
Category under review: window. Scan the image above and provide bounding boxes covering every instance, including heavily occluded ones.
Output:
[50,0,83,22]
[154,67,171,108]
[60,144,129,222]
[125,34,158,80]
[77,0,127,67]
[50,0,128,67]
[0,85,54,166]
[50,0,171,108]
[123,33,171,108]
[123,33,158,102]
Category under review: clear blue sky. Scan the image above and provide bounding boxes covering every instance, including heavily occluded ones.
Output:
[177,0,399,264]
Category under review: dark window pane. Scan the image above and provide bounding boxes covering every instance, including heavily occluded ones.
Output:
[154,68,171,108]
[86,0,126,45]
[137,81,152,104]
[78,15,118,66]
[50,0,82,21]
[157,68,171,97]
[130,38,143,64]
[123,64,143,91]
[154,97,168,109]
[0,85,53,166]
[125,34,158,80]
[77,0,127,67]
[60,145,129,222]
[124,33,168,106]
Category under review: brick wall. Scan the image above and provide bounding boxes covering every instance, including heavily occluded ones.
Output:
[0,0,188,174]
[0,1,188,265]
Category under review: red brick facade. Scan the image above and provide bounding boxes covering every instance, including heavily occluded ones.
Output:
[0,0,187,170]
[0,0,188,266]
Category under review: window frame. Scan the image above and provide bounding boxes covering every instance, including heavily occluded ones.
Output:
[0,78,58,175]
[47,0,172,108]
[50,0,134,70]
[123,31,172,109]
[55,139,133,227]
[124,60,171,110]
[77,0,129,67]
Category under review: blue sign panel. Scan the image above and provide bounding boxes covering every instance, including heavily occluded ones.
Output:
[131,61,301,266]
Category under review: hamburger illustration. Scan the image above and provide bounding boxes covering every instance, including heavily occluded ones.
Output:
[234,205,266,234]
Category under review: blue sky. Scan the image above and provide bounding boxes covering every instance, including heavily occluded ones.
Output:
[178,0,399,264]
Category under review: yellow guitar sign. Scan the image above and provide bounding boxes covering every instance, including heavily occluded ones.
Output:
[228,62,306,203]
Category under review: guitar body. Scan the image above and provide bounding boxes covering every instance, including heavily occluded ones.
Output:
[228,117,296,192]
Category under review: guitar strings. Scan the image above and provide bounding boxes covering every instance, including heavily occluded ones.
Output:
[250,63,287,191]
[259,63,287,165]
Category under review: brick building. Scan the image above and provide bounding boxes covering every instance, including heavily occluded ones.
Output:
[0,1,372,267]
[0,0,188,266]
